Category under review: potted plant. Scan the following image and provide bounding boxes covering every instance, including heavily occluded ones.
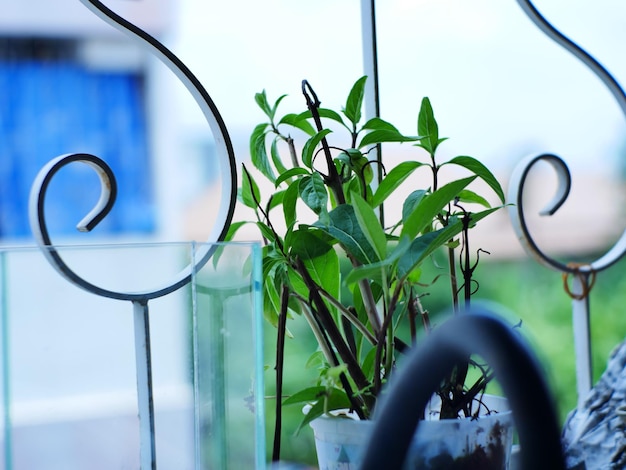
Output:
[228,76,511,468]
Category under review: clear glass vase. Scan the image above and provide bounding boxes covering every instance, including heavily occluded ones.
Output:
[0,241,264,470]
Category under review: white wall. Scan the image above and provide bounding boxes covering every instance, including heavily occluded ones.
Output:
[0,0,172,37]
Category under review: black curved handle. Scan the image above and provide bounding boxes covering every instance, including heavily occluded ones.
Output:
[360,309,565,470]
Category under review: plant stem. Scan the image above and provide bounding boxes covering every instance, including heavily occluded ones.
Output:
[272,285,289,462]
[408,291,431,345]
[302,80,346,205]
[303,306,368,419]
[384,311,394,379]
[286,136,298,167]
[373,291,401,392]
[342,316,358,358]
[407,292,418,345]
[296,298,335,364]
[448,246,459,313]
[356,276,382,335]
[302,81,382,336]
[462,213,472,309]
[317,288,376,344]
[430,154,439,192]
[293,258,373,411]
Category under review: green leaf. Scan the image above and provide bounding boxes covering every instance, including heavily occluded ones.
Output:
[302,129,332,169]
[464,206,502,228]
[401,176,476,239]
[250,122,268,145]
[358,129,421,148]
[212,220,249,268]
[282,386,327,407]
[283,181,299,227]
[319,108,345,123]
[305,351,327,370]
[275,167,310,187]
[222,220,247,242]
[249,123,268,160]
[296,388,353,432]
[267,266,300,327]
[344,236,411,285]
[270,137,289,176]
[254,91,287,120]
[267,190,285,212]
[254,90,272,118]
[286,263,308,301]
[443,155,505,203]
[299,173,328,215]
[345,177,366,204]
[361,347,378,380]
[263,280,280,328]
[398,206,501,277]
[456,189,491,208]
[249,123,275,182]
[240,166,262,208]
[362,117,400,131]
[315,205,379,264]
[417,97,439,154]
[262,254,289,328]
[298,108,345,127]
[351,192,386,259]
[256,221,276,243]
[305,248,340,300]
[372,161,424,208]
[271,94,289,118]
[344,76,368,126]
[288,229,334,260]
[397,224,462,278]
[278,113,316,136]
[346,150,374,185]
[402,190,428,222]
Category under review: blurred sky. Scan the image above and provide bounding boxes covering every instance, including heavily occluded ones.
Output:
[167,0,626,176]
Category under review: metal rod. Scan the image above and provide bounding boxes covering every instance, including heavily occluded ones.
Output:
[360,0,384,225]
[360,0,380,121]
[191,244,201,470]
[251,243,265,470]
[133,300,157,470]
[571,276,592,407]
[0,252,13,470]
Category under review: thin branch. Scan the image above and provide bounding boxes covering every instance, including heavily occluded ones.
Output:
[293,258,373,410]
[286,136,299,167]
[302,80,346,205]
[317,287,377,345]
[272,286,289,462]
[298,301,368,419]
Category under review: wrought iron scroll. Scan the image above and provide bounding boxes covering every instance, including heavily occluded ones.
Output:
[509,0,626,409]
[28,1,237,468]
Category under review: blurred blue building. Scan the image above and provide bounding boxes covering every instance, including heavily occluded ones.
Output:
[0,38,153,237]
[0,0,174,241]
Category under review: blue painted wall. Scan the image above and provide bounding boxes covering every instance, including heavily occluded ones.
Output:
[0,60,154,238]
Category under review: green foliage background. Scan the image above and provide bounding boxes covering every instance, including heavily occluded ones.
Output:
[264,253,626,465]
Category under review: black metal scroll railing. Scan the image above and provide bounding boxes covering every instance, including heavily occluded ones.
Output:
[27,1,238,468]
[22,0,625,468]
[508,0,626,410]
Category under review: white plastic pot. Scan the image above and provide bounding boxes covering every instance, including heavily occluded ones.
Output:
[309,395,514,469]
